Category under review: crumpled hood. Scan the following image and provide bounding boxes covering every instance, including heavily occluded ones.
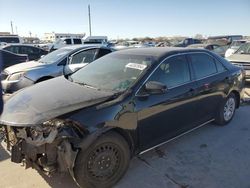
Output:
[226,54,250,63]
[4,60,45,74]
[0,76,114,127]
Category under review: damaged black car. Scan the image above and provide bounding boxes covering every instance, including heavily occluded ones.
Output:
[0,47,245,188]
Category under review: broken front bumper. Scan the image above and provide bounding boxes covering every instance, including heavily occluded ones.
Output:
[2,119,85,176]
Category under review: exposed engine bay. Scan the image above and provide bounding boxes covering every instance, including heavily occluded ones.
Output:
[2,119,86,177]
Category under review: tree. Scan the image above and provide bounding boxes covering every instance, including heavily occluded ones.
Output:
[194,34,203,39]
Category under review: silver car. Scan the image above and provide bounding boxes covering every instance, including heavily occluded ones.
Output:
[1,45,113,93]
[226,42,250,80]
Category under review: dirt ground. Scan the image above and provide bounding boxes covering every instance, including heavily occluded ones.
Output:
[0,85,250,188]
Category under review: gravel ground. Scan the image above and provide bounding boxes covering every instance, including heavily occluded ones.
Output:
[0,85,250,188]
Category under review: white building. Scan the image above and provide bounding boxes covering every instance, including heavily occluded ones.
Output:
[44,32,85,42]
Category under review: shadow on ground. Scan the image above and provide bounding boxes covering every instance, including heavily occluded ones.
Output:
[37,172,78,188]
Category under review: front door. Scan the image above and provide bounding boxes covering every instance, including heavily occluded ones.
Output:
[134,55,200,151]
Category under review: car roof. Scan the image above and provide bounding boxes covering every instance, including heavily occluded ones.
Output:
[113,47,211,60]
[3,44,41,48]
[62,44,107,50]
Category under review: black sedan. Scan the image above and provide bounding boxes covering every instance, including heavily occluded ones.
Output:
[0,49,28,68]
[2,44,48,61]
[0,47,244,188]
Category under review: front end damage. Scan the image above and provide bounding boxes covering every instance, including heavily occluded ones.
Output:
[2,119,87,179]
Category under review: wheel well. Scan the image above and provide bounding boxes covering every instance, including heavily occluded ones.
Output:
[231,90,240,108]
[108,128,136,157]
[35,76,54,83]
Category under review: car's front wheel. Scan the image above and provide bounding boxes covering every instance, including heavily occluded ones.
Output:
[74,132,130,188]
[215,93,236,125]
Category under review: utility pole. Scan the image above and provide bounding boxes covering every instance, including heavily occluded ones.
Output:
[88,4,92,36]
[10,21,14,34]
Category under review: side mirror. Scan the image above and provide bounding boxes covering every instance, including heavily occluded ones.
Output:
[145,81,167,94]
[58,58,67,66]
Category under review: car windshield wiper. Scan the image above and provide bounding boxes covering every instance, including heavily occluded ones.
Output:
[73,81,99,90]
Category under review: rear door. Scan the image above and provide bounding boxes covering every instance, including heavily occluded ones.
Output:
[135,54,200,150]
[188,52,228,122]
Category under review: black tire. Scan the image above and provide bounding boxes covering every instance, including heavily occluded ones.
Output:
[215,93,236,126]
[74,132,130,188]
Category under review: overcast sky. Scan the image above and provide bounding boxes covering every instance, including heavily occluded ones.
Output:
[0,0,250,39]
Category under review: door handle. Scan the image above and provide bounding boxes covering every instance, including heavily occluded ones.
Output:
[187,88,196,96]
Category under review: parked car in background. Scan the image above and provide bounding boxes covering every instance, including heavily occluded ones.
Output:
[156,41,172,47]
[226,42,250,80]
[0,49,28,69]
[174,38,202,47]
[207,35,243,45]
[224,40,247,58]
[188,43,220,50]
[83,36,108,45]
[39,37,84,51]
[0,35,23,46]
[212,45,229,57]
[2,44,48,61]
[1,45,113,93]
[187,43,226,56]
[0,47,244,188]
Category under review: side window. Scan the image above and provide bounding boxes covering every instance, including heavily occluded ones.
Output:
[73,39,82,44]
[189,53,217,79]
[96,49,112,59]
[215,59,226,72]
[148,55,190,88]
[194,39,201,44]
[65,39,72,45]
[20,46,38,54]
[4,46,19,54]
[20,46,29,54]
[70,49,97,64]
[31,47,39,54]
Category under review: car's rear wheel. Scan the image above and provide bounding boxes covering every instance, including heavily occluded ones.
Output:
[74,132,130,188]
[215,93,236,125]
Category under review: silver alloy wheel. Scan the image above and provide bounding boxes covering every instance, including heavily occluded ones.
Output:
[223,97,236,121]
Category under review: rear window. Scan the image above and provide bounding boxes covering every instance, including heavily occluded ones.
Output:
[73,39,82,44]
[65,39,72,45]
[189,53,217,79]
[0,37,20,43]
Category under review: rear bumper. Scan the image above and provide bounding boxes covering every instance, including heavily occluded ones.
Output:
[2,77,34,93]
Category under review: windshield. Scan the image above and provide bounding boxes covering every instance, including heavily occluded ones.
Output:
[70,53,155,92]
[236,43,250,54]
[230,41,246,48]
[39,48,72,64]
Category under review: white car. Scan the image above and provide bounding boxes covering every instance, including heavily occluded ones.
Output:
[0,35,23,46]
[225,40,247,58]
[39,37,84,51]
